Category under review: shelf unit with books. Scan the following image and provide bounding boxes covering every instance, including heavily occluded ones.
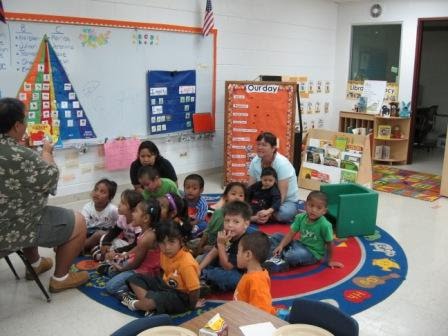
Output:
[339,111,375,134]
[299,128,372,191]
[373,116,411,164]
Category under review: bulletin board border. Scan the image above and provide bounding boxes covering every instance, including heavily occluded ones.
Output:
[224,80,297,185]
[5,11,217,129]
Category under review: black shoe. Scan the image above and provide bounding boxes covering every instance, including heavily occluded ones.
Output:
[96,262,111,275]
[114,289,136,301]
[199,280,212,298]
[263,256,289,273]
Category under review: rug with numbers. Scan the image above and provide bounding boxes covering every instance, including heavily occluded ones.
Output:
[75,194,407,324]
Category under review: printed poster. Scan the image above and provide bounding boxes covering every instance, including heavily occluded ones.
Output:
[224,82,296,184]
[346,80,399,103]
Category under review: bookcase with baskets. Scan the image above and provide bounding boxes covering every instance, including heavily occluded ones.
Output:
[372,116,411,164]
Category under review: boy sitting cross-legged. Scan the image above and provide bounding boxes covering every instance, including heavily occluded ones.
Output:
[265,191,343,272]
[234,231,276,314]
[199,200,251,292]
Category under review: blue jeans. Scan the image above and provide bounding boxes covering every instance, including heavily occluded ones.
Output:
[276,200,300,223]
[202,267,242,292]
[269,233,318,266]
[106,270,136,294]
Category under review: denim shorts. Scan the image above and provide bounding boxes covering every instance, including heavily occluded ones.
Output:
[37,206,75,247]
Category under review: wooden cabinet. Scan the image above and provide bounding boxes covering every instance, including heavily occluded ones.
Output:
[372,116,411,164]
[339,111,375,134]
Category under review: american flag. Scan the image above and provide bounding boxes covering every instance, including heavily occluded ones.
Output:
[202,0,214,36]
[0,0,6,23]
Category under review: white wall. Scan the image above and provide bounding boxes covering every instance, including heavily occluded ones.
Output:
[420,29,448,135]
[3,0,338,197]
[334,0,448,124]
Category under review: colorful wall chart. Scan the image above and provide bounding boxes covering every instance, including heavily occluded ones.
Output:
[147,70,196,134]
[224,81,296,184]
[17,36,96,146]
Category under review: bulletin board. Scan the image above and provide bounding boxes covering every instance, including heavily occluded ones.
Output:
[0,12,217,145]
[224,81,296,185]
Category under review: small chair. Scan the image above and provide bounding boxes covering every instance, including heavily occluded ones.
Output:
[111,314,172,336]
[288,298,359,336]
[0,250,51,302]
[320,183,378,237]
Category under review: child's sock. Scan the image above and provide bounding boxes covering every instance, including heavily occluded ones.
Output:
[52,274,69,282]
[31,257,42,268]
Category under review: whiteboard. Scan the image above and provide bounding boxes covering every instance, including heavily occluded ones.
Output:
[0,15,215,141]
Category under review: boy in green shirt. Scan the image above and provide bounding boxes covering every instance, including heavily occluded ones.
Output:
[265,191,343,272]
[138,166,179,200]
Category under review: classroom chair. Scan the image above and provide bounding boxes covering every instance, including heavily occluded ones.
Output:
[111,314,172,336]
[288,298,359,336]
[0,249,51,302]
[320,183,378,237]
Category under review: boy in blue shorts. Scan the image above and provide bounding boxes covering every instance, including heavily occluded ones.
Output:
[265,191,343,272]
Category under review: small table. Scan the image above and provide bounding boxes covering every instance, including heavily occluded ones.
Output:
[180,301,288,335]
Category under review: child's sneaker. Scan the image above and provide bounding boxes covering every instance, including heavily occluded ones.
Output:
[121,293,138,311]
[263,256,289,273]
[91,246,103,261]
[114,289,135,301]
[96,262,111,275]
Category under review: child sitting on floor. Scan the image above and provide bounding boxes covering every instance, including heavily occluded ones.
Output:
[82,178,119,252]
[122,220,201,315]
[138,166,179,200]
[101,198,161,296]
[196,182,247,256]
[265,191,343,272]
[199,200,251,292]
[183,174,208,237]
[248,167,281,224]
[91,189,142,261]
[234,231,276,314]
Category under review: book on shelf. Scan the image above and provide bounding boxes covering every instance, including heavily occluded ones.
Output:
[346,143,363,154]
[377,125,392,139]
[335,136,348,151]
[374,145,383,159]
[340,169,358,183]
[306,146,325,164]
[340,160,359,171]
[342,151,362,163]
[382,145,391,159]
[323,156,340,167]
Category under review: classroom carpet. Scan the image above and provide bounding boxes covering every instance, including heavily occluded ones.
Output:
[74,194,407,325]
[373,165,441,202]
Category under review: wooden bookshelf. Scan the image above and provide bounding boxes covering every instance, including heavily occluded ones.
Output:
[373,116,411,164]
[339,111,375,134]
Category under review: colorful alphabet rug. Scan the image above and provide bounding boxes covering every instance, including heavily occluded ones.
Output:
[75,195,407,324]
[373,165,441,202]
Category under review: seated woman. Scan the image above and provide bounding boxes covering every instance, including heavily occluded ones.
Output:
[248,132,299,223]
[130,141,177,193]
[0,97,88,293]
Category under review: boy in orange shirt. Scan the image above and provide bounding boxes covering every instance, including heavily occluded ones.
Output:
[233,231,276,314]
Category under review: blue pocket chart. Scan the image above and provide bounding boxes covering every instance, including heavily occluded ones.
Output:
[147,70,196,135]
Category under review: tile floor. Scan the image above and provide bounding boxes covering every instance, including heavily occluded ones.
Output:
[1,170,448,335]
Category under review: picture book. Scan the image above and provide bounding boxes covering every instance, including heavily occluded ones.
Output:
[28,123,57,146]
[326,146,341,159]
[377,125,392,139]
[323,156,340,167]
[340,169,358,183]
[342,151,362,163]
[340,160,359,171]
[302,162,341,184]
[306,146,325,164]
[335,136,348,151]
[346,143,363,154]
